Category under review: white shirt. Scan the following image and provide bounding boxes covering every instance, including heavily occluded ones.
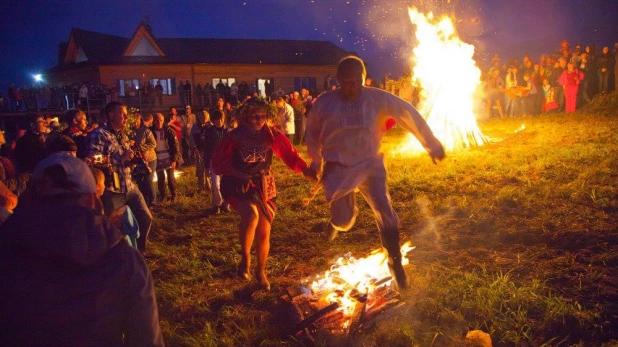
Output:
[278,103,295,135]
[306,87,442,173]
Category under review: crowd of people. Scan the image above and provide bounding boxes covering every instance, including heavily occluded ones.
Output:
[1,79,274,113]
[0,38,615,343]
[482,40,618,117]
[0,81,318,343]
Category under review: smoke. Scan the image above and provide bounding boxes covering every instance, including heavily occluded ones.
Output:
[411,195,456,251]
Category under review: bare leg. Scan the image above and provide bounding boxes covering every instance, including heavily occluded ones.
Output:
[236,201,259,280]
[254,211,272,290]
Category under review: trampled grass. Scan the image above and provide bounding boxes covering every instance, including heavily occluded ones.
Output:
[147,96,618,346]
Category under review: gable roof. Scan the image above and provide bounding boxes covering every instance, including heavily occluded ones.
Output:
[59,28,129,65]
[122,23,165,57]
[56,25,353,67]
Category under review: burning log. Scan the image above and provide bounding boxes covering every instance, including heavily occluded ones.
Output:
[347,297,367,336]
[286,302,340,336]
[283,243,414,339]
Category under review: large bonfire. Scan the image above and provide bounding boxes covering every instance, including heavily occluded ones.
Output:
[397,7,487,153]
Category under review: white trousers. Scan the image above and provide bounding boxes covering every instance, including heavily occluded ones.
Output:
[325,162,399,235]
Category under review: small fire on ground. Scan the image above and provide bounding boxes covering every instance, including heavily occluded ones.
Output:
[284,243,414,337]
[396,7,487,154]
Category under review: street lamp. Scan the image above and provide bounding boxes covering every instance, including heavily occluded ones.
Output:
[33,74,43,82]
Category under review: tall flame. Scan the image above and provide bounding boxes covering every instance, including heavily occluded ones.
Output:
[397,7,487,153]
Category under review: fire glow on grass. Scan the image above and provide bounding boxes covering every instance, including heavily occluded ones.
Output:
[152,170,184,182]
[308,242,415,328]
[396,7,487,154]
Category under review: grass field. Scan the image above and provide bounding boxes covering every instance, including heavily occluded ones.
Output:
[147,93,618,346]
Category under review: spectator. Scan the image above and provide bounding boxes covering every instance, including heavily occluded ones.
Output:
[61,108,89,159]
[275,96,295,142]
[152,113,181,202]
[559,62,584,113]
[78,83,88,107]
[154,81,164,107]
[550,57,567,111]
[597,46,611,94]
[192,110,213,193]
[485,67,505,118]
[578,52,592,104]
[91,167,140,250]
[0,180,17,227]
[13,113,48,173]
[167,108,183,159]
[182,105,195,165]
[201,109,230,215]
[0,152,164,346]
[86,102,153,253]
[195,83,203,107]
[184,80,192,105]
[133,113,157,207]
[291,91,306,145]
[521,73,538,116]
[0,131,29,197]
[504,66,519,117]
[48,134,78,156]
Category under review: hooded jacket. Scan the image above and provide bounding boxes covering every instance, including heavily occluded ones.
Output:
[0,203,164,346]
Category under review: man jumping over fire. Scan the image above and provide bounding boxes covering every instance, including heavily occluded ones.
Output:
[305,56,445,290]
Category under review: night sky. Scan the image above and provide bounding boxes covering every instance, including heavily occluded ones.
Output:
[1,0,617,88]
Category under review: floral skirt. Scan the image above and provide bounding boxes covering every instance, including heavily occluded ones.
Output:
[220,173,277,223]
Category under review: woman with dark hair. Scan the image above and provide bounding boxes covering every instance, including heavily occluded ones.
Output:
[211,99,315,290]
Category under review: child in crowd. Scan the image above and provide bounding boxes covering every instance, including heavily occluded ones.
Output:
[91,167,140,249]
[542,79,559,113]
[201,109,230,215]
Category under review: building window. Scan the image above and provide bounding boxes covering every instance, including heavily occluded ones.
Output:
[117,79,140,97]
[117,78,176,96]
[213,78,236,88]
[151,78,176,95]
[293,77,317,93]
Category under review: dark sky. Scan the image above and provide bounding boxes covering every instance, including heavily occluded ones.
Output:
[1,0,617,88]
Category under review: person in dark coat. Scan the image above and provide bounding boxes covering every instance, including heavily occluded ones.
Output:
[0,153,164,346]
[13,113,48,173]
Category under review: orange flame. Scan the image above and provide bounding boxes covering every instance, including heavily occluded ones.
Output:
[396,7,487,154]
[308,242,415,326]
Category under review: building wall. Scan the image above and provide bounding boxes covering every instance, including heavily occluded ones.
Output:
[99,64,193,107]
[193,64,337,95]
[46,66,100,86]
[57,63,337,109]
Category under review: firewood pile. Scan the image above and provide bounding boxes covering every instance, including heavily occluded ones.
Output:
[281,243,414,341]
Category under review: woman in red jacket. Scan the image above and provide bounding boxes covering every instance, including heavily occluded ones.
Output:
[211,98,315,290]
[559,62,584,113]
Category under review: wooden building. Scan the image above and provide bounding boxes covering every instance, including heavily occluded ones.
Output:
[45,23,353,108]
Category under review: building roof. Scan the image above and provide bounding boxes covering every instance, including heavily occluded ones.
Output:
[55,24,354,68]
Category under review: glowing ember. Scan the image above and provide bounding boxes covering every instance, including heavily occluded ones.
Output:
[307,242,414,328]
[396,7,487,154]
[514,124,526,133]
